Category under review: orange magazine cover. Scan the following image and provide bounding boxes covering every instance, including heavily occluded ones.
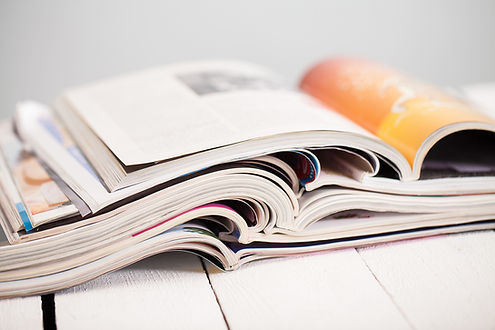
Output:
[300,58,495,167]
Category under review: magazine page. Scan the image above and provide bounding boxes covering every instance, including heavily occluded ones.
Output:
[300,58,495,168]
[0,122,78,230]
[60,60,370,166]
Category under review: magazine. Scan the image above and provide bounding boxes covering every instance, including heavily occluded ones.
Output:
[0,58,494,298]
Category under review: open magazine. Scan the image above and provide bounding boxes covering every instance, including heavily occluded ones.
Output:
[1,58,494,298]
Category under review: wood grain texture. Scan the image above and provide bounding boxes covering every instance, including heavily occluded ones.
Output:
[55,252,227,330]
[358,230,495,330]
[206,248,411,330]
[0,295,43,330]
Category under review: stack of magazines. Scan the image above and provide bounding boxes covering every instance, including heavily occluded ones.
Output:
[1,58,494,298]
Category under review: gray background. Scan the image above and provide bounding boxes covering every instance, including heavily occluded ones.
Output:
[1,0,494,119]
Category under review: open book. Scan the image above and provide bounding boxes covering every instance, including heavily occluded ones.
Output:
[1,58,494,298]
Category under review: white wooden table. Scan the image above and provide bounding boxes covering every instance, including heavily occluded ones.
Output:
[1,230,494,329]
[2,85,495,329]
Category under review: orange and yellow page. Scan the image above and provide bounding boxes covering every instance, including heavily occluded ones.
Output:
[300,58,495,167]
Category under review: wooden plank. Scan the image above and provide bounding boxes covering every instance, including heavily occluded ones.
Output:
[55,251,227,330]
[0,296,43,330]
[206,248,411,330]
[358,230,495,330]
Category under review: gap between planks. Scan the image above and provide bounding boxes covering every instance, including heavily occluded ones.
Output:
[356,230,495,330]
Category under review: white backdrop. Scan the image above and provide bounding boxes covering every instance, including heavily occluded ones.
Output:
[1,0,494,118]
